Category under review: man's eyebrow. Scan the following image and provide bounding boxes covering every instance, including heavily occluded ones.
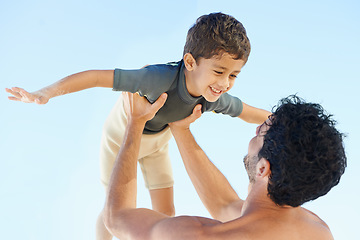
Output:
[258,122,268,136]
[256,122,265,136]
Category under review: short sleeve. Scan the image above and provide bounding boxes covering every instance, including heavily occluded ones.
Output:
[113,68,148,93]
[113,64,178,103]
[204,93,243,117]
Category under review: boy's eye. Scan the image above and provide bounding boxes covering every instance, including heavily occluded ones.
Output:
[214,70,223,75]
[230,74,238,79]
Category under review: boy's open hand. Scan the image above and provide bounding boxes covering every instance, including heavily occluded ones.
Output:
[122,92,167,124]
[169,104,202,131]
[5,87,49,104]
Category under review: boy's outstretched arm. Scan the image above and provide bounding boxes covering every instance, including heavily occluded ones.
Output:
[5,70,114,104]
[238,102,271,124]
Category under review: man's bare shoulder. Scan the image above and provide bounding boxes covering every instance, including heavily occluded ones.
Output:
[151,215,222,240]
[301,207,329,226]
[151,208,333,240]
[301,207,333,237]
[202,208,333,240]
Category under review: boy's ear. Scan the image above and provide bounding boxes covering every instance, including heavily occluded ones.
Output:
[183,53,196,71]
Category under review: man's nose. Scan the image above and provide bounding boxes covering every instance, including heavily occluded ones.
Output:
[256,125,261,135]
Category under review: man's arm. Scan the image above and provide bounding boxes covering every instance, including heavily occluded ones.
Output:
[169,105,244,222]
[238,102,271,124]
[103,92,167,235]
[5,70,114,104]
[103,93,221,240]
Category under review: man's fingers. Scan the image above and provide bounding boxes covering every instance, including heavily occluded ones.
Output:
[152,93,168,112]
[193,104,202,114]
[122,92,132,116]
[168,104,202,129]
[123,92,167,121]
[185,104,202,123]
[192,104,202,120]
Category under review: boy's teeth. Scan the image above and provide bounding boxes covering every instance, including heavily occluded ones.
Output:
[211,86,221,93]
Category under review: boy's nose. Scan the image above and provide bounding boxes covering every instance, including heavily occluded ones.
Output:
[218,77,229,89]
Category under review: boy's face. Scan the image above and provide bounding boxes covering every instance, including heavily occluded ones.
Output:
[185,52,245,102]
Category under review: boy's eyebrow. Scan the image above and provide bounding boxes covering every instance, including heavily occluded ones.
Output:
[212,64,241,73]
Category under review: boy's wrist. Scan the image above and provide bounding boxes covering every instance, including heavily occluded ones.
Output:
[36,87,58,100]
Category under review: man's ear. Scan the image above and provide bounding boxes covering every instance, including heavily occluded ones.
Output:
[183,53,197,71]
[256,158,271,178]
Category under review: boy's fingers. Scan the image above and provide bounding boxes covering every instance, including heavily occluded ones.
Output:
[11,87,24,92]
[6,88,21,98]
[19,91,34,102]
[19,91,26,98]
[8,96,21,101]
[11,87,31,100]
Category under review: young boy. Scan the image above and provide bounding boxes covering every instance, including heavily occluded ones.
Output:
[6,12,270,240]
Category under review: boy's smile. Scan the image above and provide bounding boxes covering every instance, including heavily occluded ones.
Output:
[184,52,246,102]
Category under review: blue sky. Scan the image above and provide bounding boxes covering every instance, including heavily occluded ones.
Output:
[1,0,359,239]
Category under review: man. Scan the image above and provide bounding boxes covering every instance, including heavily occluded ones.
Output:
[104,92,346,239]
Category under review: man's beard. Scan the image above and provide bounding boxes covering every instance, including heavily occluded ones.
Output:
[243,154,260,183]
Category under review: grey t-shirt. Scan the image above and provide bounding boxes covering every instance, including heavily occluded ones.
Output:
[113,60,243,134]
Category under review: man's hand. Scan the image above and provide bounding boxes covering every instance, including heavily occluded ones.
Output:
[122,92,167,125]
[169,104,202,131]
[5,87,50,104]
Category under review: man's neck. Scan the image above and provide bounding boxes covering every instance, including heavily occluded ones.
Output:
[241,181,294,217]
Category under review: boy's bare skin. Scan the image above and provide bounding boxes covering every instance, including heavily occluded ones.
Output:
[6,54,270,240]
[5,53,269,123]
[103,92,333,240]
[5,12,271,240]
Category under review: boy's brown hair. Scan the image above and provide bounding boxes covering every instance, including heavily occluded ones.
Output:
[183,12,251,63]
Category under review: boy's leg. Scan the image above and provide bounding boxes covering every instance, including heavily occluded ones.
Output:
[149,187,175,216]
[138,141,175,216]
[97,95,174,240]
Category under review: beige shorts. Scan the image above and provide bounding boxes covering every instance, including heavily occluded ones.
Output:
[99,94,174,190]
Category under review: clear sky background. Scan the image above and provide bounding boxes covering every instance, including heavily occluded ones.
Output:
[1,1,359,239]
